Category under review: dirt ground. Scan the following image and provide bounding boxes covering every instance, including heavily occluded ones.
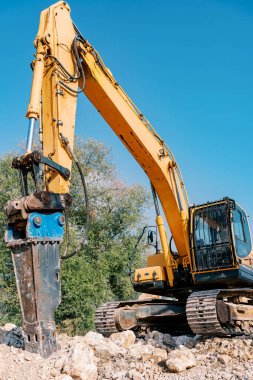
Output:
[1,324,253,380]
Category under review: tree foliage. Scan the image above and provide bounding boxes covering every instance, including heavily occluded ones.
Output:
[0,139,150,334]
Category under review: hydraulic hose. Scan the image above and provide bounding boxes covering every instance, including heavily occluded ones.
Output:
[60,134,89,260]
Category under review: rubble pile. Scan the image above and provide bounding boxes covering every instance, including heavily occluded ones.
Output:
[0,323,253,380]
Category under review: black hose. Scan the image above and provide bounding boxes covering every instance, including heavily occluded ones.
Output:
[47,35,86,94]
[128,226,148,283]
[61,156,89,260]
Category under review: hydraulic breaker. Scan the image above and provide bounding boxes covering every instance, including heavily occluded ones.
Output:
[5,179,71,358]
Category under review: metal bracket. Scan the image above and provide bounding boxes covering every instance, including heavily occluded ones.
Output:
[12,151,70,196]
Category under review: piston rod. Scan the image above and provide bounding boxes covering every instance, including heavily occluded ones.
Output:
[26,117,36,153]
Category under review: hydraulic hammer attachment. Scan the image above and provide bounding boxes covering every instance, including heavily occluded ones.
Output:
[5,153,71,357]
[9,241,61,357]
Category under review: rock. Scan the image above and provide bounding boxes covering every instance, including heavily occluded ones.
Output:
[217,354,232,365]
[148,331,163,345]
[163,334,176,348]
[111,370,128,379]
[194,334,202,341]
[4,327,24,349]
[83,331,105,345]
[56,376,73,380]
[54,357,66,371]
[128,342,167,363]
[166,346,196,373]
[174,335,196,348]
[24,352,33,361]
[109,330,136,348]
[83,331,126,357]
[50,367,59,377]
[102,363,113,378]
[3,323,17,331]
[63,341,97,380]
[138,293,161,301]
[146,338,160,348]
[127,368,144,380]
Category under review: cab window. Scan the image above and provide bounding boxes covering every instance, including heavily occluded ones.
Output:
[233,206,252,258]
[233,209,245,242]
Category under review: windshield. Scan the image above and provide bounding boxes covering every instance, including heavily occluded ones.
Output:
[194,204,229,247]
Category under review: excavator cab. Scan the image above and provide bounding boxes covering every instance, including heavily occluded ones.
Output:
[189,198,253,286]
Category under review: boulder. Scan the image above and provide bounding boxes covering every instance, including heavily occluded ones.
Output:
[109,330,136,348]
[163,334,176,348]
[83,331,126,357]
[3,323,17,331]
[166,346,196,373]
[128,342,167,363]
[63,341,97,380]
[3,327,24,349]
[174,335,196,348]
[147,331,163,345]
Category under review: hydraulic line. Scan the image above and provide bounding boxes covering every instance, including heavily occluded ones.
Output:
[59,133,89,259]
[47,35,86,94]
[128,226,148,281]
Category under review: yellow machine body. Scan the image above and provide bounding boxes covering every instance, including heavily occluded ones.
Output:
[24,1,253,298]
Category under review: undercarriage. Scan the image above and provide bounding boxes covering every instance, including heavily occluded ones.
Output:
[95,288,253,337]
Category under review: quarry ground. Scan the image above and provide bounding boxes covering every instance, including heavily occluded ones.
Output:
[0,324,253,380]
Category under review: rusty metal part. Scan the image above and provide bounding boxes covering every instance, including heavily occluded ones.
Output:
[10,241,61,358]
[227,301,253,321]
[216,300,229,324]
[5,192,72,221]
[114,307,138,331]
[186,289,253,336]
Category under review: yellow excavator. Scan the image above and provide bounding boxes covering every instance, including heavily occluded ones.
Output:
[4,1,253,358]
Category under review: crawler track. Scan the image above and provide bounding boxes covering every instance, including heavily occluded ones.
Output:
[95,289,253,337]
[95,301,121,336]
[186,289,227,335]
[186,288,253,336]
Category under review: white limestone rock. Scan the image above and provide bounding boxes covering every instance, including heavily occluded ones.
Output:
[83,331,126,356]
[128,342,167,362]
[109,330,136,348]
[166,346,196,373]
[63,341,97,380]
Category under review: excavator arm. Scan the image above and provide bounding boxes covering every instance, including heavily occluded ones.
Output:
[26,3,192,282]
[29,1,190,261]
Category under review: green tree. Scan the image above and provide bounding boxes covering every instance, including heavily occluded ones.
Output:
[0,152,22,325]
[0,139,150,334]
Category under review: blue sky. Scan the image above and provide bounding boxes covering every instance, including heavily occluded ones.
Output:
[0,0,252,230]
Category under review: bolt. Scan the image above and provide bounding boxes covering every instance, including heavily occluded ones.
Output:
[57,215,65,226]
[33,216,42,227]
